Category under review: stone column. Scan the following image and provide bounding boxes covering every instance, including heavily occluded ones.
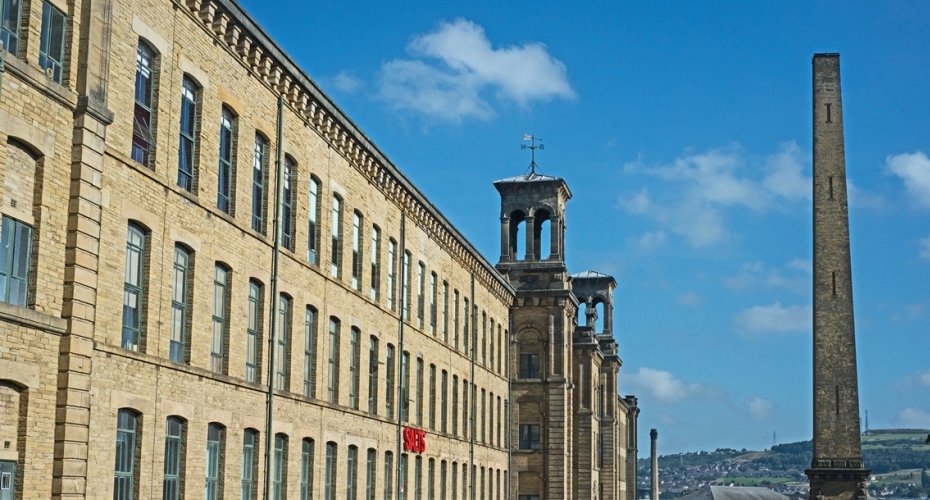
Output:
[806,52,869,500]
[524,215,535,261]
[650,429,659,500]
[500,215,510,261]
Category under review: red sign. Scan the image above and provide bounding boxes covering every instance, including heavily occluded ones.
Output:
[403,427,427,453]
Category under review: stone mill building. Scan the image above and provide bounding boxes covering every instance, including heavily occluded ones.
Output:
[0,0,640,498]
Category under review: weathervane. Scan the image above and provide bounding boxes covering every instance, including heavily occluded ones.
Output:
[521,134,544,175]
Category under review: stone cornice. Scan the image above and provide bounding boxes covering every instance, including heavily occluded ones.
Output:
[173,0,514,304]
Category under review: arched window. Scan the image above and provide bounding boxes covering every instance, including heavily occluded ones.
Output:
[241,429,259,500]
[330,195,343,277]
[251,135,268,233]
[245,280,262,383]
[324,442,337,500]
[304,306,318,398]
[370,225,381,301]
[163,416,186,500]
[204,423,225,500]
[327,317,340,403]
[281,157,295,250]
[217,107,236,214]
[385,344,395,418]
[349,326,361,409]
[301,438,315,500]
[273,434,288,500]
[387,239,397,310]
[276,294,292,391]
[347,445,358,500]
[351,211,363,290]
[132,41,157,167]
[368,336,379,414]
[177,76,199,192]
[210,264,230,373]
[169,245,192,364]
[113,409,141,500]
[122,223,147,351]
[307,176,321,264]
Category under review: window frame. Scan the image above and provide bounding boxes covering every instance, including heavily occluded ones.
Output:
[281,157,295,250]
[121,223,146,351]
[518,424,541,450]
[163,416,185,500]
[275,294,291,391]
[210,264,230,374]
[245,280,262,383]
[330,195,343,278]
[114,409,140,500]
[205,423,225,500]
[351,211,363,290]
[241,429,259,500]
[38,1,67,83]
[217,107,236,214]
[327,317,340,404]
[177,76,199,192]
[251,135,268,233]
[307,176,321,264]
[131,41,156,167]
[169,245,192,364]
[304,306,318,398]
[370,225,380,301]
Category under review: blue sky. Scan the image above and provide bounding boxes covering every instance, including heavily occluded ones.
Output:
[239,0,930,453]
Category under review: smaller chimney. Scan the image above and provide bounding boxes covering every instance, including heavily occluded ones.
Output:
[650,429,659,500]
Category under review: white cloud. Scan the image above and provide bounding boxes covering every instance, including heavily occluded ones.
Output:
[378,19,574,121]
[331,71,362,93]
[887,151,930,208]
[629,230,667,252]
[734,301,811,335]
[891,407,930,427]
[746,396,776,420]
[675,292,701,306]
[658,413,678,426]
[902,369,930,388]
[920,235,930,260]
[723,261,808,294]
[848,181,886,210]
[620,367,724,403]
[620,142,811,247]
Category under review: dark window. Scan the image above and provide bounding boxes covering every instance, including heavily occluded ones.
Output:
[163,417,185,500]
[211,265,229,373]
[324,442,337,500]
[349,327,361,409]
[273,434,288,500]
[347,445,358,500]
[304,307,318,398]
[518,424,540,450]
[331,196,343,278]
[366,448,376,500]
[121,224,146,350]
[114,409,140,500]
[205,424,224,500]
[276,295,291,390]
[246,281,261,383]
[282,158,295,250]
[385,344,395,418]
[328,318,340,403]
[300,438,315,500]
[39,1,66,83]
[383,452,394,500]
[177,77,198,192]
[368,337,379,414]
[519,354,539,379]
[370,226,380,301]
[241,429,258,500]
[217,108,235,214]
[351,212,363,291]
[169,246,191,364]
[132,41,156,167]
[0,215,31,307]
[387,240,396,310]
[307,177,320,264]
[252,136,267,233]
[0,0,22,55]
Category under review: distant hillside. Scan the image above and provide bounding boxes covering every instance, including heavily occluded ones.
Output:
[638,429,930,474]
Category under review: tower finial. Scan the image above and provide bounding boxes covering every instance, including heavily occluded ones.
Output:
[521,134,544,175]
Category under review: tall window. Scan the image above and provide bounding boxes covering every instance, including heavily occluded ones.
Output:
[385,344,395,418]
[0,0,22,55]
[428,364,436,430]
[461,465,467,500]
[415,358,424,426]
[307,177,321,264]
[481,389,486,443]
[401,352,410,423]
[427,459,435,500]
[416,263,425,328]
[304,307,318,398]
[169,246,191,364]
[497,396,502,446]
[121,223,146,350]
[301,439,315,500]
[451,375,458,436]
[205,424,225,500]
[402,251,411,320]
[451,462,457,500]
[217,108,235,214]
[440,461,447,500]
[282,157,295,250]
[347,445,358,500]
[366,449,376,500]
[398,454,408,500]
[414,456,422,500]
[429,273,437,335]
[331,196,343,277]
[276,295,291,391]
[163,417,185,500]
[324,442,337,500]
[383,452,394,500]
[252,135,267,233]
[497,327,502,374]
[241,429,258,500]
[462,299,469,355]
[370,226,380,301]
[349,327,361,409]
[440,371,448,433]
[0,215,29,308]
[452,291,459,350]
[246,281,262,383]
[114,409,139,500]
[39,1,66,83]
[177,77,198,192]
[441,283,448,342]
[387,239,396,310]
[489,319,495,371]
[132,41,156,167]
[461,380,468,440]
[368,337,379,414]
[273,434,288,500]
[351,212,362,290]
[328,317,340,403]
[482,313,487,366]
[211,265,229,374]
[519,424,540,450]
[489,393,494,446]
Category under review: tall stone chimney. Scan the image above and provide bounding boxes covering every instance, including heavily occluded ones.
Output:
[805,53,869,500]
[650,429,659,500]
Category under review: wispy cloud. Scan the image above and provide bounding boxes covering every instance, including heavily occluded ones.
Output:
[675,292,702,306]
[746,396,776,421]
[619,142,810,247]
[330,71,362,93]
[620,367,725,403]
[628,230,667,252]
[901,369,930,389]
[377,19,575,121]
[734,301,811,335]
[723,260,809,294]
[920,235,930,260]
[891,407,930,427]
[886,151,930,209]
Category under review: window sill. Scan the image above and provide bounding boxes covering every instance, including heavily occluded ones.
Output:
[1,49,78,109]
[0,301,66,334]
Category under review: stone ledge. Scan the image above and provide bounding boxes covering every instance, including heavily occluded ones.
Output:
[0,301,66,334]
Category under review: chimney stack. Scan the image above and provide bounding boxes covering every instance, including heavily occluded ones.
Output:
[650,429,659,500]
